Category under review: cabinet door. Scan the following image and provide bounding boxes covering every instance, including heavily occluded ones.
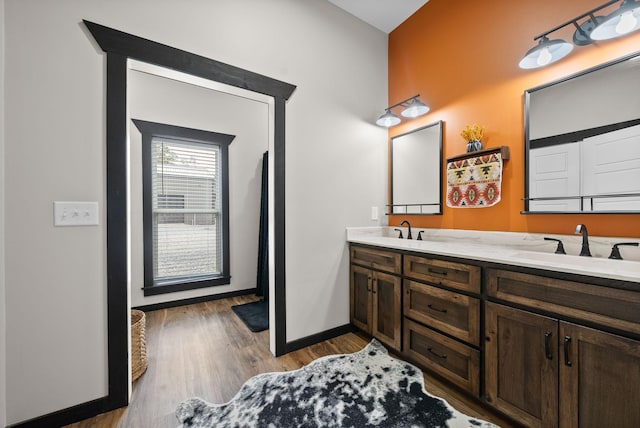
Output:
[485,302,558,428]
[559,322,640,428]
[350,264,371,333]
[372,271,401,350]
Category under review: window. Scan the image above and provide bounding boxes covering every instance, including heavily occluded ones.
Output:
[133,119,235,296]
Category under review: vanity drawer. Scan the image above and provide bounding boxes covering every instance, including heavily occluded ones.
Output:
[404,280,480,346]
[403,318,480,397]
[486,268,640,335]
[350,245,401,274]
[404,255,481,294]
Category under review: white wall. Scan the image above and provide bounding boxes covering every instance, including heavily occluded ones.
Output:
[281,4,388,341]
[128,68,269,307]
[0,0,7,424]
[3,0,387,424]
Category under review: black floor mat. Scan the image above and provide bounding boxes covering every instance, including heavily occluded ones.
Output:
[231,300,269,332]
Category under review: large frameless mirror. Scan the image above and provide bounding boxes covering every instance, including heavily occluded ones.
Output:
[524,51,640,213]
[390,121,443,215]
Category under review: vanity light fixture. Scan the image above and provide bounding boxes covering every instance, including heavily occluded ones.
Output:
[376,94,429,128]
[376,109,401,127]
[519,0,639,69]
[519,36,574,69]
[590,0,640,40]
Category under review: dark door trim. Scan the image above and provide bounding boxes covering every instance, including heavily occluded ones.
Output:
[84,20,295,412]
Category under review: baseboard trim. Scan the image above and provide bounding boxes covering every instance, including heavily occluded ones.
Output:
[284,324,357,353]
[133,288,258,312]
[6,396,122,428]
[7,289,258,428]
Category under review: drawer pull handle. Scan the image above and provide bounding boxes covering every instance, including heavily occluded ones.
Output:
[564,336,572,367]
[544,331,553,360]
[428,268,448,276]
[427,347,447,360]
[372,279,377,294]
[427,304,448,314]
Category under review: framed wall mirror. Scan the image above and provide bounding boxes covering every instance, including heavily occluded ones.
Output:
[524,51,640,213]
[390,121,443,215]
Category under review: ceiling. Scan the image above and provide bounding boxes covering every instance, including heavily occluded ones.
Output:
[328,0,429,34]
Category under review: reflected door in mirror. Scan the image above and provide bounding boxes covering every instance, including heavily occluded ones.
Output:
[525,51,640,213]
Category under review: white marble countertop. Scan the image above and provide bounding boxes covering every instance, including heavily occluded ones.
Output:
[346,227,640,284]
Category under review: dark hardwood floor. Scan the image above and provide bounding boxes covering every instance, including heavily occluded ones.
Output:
[66,295,513,427]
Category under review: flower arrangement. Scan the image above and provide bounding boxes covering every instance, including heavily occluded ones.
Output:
[460,124,484,142]
[461,124,485,152]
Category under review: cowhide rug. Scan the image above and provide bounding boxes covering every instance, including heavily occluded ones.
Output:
[176,339,498,427]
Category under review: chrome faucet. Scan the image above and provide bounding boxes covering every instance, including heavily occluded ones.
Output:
[574,224,591,257]
[400,220,413,240]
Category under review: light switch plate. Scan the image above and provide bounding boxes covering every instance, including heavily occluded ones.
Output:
[54,201,99,226]
[371,206,379,221]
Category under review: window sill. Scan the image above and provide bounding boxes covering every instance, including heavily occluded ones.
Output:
[143,275,231,296]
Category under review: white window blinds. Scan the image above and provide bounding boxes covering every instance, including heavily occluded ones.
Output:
[151,137,222,281]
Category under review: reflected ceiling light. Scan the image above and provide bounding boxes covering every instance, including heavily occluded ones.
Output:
[376,94,429,127]
[519,37,574,69]
[520,0,639,70]
[590,0,640,40]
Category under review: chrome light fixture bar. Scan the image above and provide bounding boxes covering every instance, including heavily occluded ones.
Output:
[376,94,429,128]
[520,0,639,69]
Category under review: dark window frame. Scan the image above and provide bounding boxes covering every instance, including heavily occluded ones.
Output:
[133,119,235,296]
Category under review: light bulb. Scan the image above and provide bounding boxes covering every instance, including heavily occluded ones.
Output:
[537,47,552,66]
[616,11,638,34]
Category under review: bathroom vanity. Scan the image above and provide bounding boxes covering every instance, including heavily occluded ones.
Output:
[348,228,640,428]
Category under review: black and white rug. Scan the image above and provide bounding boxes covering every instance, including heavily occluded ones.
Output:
[176,339,497,427]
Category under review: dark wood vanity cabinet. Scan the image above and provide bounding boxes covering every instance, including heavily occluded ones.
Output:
[558,322,640,428]
[403,256,482,396]
[485,302,559,427]
[350,244,640,427]
[485,268,640,428]
[349,246,402,350]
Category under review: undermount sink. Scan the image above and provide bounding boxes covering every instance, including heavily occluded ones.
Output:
[512,251,638,270]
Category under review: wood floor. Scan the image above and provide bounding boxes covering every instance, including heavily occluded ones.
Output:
[66,295,514,428]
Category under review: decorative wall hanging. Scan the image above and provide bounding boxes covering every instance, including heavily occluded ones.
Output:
[446,148,506,208]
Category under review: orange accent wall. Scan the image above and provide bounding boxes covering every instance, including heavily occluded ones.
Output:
[388,0,640,238]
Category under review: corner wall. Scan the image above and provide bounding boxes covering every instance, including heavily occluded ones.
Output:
[388,0,640,237]
[3,0,387,424]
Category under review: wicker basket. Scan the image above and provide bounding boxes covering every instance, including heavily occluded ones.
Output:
[131,309,148,382]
